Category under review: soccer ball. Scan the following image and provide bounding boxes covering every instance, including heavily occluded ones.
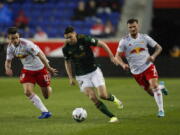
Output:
[72,108,87,122]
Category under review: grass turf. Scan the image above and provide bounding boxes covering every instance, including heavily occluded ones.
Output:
[0,77,179,135]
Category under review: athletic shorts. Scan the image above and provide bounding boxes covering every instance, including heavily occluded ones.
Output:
[132,64,158,90]
[20,67,50,87]
[75,67,105,91]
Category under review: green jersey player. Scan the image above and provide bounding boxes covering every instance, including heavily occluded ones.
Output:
[62,26,123,123]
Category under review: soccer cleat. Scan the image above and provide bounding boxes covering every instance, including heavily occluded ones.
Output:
[159,81,168,95]
[38,112,52,119]
[157,111,165,117]
[112,95,124,109]
[109,117,119,123]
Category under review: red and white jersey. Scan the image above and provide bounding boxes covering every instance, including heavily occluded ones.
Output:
[6,38,44,71]
[117,33,158,74]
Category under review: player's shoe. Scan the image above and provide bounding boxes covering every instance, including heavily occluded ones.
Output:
[112,95,123,109]
[38,112,52,119]
[159,81,168,95]
[109,117,119,123]
[157,111,165,117]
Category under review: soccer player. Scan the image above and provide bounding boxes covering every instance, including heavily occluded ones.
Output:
[62,26,123,123]
[115,18,168,117]
[5,27,57,119]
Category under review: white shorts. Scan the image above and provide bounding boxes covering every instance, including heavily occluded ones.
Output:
[75,67,105,91]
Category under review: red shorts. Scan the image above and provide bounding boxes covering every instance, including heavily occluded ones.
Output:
[20,67,50,87]
[132,64,158,90]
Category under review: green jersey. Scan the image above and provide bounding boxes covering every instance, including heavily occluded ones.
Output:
[62,34,98,76]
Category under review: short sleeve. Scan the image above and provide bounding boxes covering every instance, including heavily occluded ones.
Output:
[27,42,40,55]
[84,36,98,46]
[62,47,71,61]
[117,39,125,52]
[144,34,157,48]
[6,46,14,60]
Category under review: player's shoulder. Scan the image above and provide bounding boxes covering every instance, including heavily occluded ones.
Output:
[139,33,150,39]
[62,41,69,52]
[119,35,130,44]
[7,43,14,51]
[20,38,35,47]
[122,35,131,41]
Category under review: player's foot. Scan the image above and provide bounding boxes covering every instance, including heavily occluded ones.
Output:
[159,81,168,95]
[157,111,165,117]
[112,95,123,109]
[38,112,52,119]
[109,117,119,123]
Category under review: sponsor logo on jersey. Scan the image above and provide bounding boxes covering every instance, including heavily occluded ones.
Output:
[16,54,28,58]
[130,47,145,54]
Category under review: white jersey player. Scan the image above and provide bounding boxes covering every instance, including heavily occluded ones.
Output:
[5,27,57,119]
[115,19,168,117]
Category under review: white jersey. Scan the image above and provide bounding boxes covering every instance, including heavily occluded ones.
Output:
[6,38,44,71]
[117,33,158,74]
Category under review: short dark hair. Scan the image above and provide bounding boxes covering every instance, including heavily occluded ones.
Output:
[127,18,138,24]
[7,27,18,35]
[64,26,75,34]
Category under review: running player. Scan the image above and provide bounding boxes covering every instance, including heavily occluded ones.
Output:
[115,18,168,117]
[62,26,123,123]
[5,27,57,119]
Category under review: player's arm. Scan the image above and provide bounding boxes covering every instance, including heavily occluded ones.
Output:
[5,59,13,76]
[97,40,118,65]
[64,60,76,85]
[147,44,162,62]
[37,51,57,75]
[115,52,129,71]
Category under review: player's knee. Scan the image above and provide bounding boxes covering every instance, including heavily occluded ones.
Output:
[99,94,108,100]
[24,89,33,97]
[88,94,98,103]
[150,84,159,92]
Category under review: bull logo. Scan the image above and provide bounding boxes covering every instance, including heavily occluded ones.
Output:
[130,47,145,54]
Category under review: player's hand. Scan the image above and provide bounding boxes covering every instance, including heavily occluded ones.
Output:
[146,56,155,62]
[69,78,76,86]
[110,57,119,65]
[122,64,129,71]
[47,67,58,76]
[5,68,13,76]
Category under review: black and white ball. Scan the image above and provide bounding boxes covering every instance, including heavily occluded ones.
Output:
[72,108,87,122]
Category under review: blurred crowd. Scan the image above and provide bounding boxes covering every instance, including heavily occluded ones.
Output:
[0,0,123,39]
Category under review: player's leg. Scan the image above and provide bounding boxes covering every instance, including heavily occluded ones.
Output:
[40,86,52,99]
[96,85,123,109]
[148,78,165,117]
[83,87,118,122]
[36,67,52,99]
[91,67,123,109]
[145,64,165,117]
[76,73,118,122]
[22,83,51,119]
[159,81,168,95]
[35,68,52,119]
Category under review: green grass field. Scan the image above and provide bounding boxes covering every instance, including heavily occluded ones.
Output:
[0,77,179,135]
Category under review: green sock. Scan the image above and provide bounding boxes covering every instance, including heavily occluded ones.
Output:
[96,100,114,118]
[106,94,114,102]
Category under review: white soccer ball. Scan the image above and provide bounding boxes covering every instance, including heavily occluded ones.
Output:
[72,108,87,122]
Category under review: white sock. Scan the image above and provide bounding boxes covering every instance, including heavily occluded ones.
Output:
[153,89,164,112]
[158,84,164,90]
[29,94,48,112]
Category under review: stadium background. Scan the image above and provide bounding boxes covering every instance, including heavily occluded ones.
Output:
[0,1,180,135]
[0,0,180,77]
